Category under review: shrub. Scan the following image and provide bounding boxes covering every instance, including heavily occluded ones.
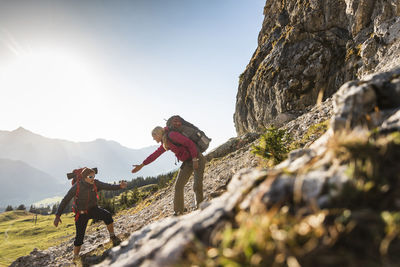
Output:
[252,127,292,165]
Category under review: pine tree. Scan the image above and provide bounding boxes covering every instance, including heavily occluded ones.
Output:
[5,205,13,211]
[17,204,26,210]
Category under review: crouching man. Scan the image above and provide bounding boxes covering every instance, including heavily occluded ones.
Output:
[54,167,127,261]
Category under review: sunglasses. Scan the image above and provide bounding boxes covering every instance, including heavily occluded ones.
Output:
[87,175,95,179]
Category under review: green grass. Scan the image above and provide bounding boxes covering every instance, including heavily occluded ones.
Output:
[0,210,76,267]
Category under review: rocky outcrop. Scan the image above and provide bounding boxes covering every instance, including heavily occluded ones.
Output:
[234,0,400,135]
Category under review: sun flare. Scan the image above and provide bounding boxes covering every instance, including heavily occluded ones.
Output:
[0,49,98,99]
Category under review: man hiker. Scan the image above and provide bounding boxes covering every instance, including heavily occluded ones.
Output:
[53,167,127,261]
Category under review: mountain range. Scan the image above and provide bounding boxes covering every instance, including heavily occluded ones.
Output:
[0,127,176,207]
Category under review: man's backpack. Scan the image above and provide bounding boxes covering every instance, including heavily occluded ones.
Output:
[166,115,211,153]
[67,167,98,185]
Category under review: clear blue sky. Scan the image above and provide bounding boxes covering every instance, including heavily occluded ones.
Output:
[0,0,265,149]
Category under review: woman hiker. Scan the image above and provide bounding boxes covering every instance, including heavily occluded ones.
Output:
[53,167,127,261]
[131,126,206,216]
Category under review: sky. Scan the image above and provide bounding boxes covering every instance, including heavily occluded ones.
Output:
[0,0,265,150]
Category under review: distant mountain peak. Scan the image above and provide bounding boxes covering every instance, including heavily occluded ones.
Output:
[13,126,30,133]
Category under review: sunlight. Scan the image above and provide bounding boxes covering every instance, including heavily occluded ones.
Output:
[0,47,114,141]
[0,48,98,102]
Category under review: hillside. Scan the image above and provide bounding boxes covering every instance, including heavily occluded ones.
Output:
[0,210,76,267]
[8,0,400,266]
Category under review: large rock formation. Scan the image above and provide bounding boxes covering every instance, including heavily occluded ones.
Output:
[234,0,400,135]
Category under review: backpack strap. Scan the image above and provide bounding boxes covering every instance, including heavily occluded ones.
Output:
[72,181,81,221]
[166,130,181,147]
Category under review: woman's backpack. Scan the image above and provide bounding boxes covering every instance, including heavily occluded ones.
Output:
[166,115,211,153]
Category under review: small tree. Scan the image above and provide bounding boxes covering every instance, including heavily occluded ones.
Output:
[5,205,13,211]
[252,126,292,166]
[17,204,26,210]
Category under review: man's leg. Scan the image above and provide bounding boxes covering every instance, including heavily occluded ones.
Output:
[106,223,115,236]
[174,162,193,214]
[73,246,81,257]
[74,214,89,257]
[90,206,120,246]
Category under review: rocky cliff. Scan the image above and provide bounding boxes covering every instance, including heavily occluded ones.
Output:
[234,0,400,134]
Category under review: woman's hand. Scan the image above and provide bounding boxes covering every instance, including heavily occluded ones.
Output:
[120,181,128,189]
[131,164,144,173]
[54,215,62,227]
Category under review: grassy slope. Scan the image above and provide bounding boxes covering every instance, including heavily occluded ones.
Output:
[0,184,165,266]
[0,210,76,267]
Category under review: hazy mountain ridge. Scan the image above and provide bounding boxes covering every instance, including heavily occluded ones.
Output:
[0,127,176,207]
[0,158,64,207]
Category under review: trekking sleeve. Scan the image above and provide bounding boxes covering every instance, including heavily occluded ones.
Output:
[95,180,121,191]
[142,144,166,165]
[56,184,77,216]
[168,131,198,159]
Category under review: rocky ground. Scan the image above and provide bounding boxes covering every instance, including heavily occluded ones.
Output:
[9,130,261,267]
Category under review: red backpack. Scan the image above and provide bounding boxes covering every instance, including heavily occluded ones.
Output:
[66,167,99,221]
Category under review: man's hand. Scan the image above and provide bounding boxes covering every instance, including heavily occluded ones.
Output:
[120,181,128,189]
[54,215,62,227]
[131,164,144,173]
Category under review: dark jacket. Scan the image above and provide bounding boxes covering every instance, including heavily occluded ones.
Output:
[56,179,120,216]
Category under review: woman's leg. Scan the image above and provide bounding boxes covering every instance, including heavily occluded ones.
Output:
[74,214,89,256]
[193,153,206,208]
[174,161,193,214]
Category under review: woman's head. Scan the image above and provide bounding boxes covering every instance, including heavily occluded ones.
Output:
[82,167,96,184]
[151,126,164,143]
[152,126,170,150]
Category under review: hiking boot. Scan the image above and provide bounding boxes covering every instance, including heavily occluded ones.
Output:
[173,208,187,216]
[110,235,121,246]
[72,255,82,267]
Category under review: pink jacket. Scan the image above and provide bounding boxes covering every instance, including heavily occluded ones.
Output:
[142,129,198,165]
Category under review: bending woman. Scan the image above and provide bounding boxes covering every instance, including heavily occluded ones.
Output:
[131,126,206,215]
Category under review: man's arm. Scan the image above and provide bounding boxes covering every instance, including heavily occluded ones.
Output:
[54,184,77,227]
[96,180,127,191]
[55,184,77,216]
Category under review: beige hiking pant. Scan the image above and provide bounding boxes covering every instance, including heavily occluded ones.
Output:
[174,153,206,214]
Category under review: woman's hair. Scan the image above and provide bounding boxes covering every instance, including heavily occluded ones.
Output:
[151,126,164,137]
[152,126,170,150]
[81,167,95,179]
